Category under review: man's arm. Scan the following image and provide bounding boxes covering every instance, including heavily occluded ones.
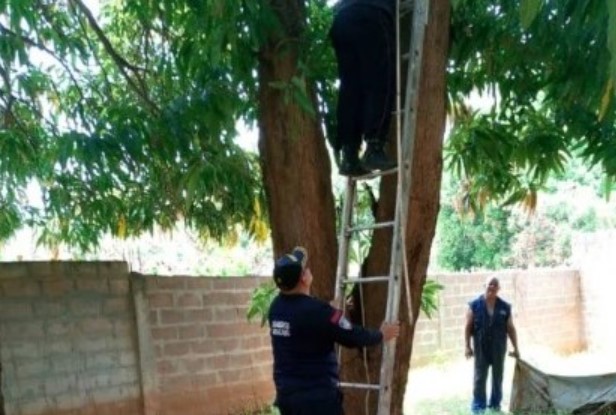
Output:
[507,315,520,358]
[465,308,474,358]
[327,308,399,348]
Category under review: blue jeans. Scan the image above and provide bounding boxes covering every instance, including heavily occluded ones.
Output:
[472,352,505,413]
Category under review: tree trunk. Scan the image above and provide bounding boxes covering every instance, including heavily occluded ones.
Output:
[257,0,338,298]
[340,1,450,414]
[0,361,4,415]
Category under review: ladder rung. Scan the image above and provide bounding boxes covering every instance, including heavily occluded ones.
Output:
[347,221,395,233]
[351,167,398,181]
[342,276,391,284]
[339,382,381,390]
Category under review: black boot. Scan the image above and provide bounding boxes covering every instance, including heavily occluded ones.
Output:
[362,140,397,171]
[339,147,369,176]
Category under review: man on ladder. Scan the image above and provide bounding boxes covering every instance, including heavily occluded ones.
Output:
[330,0,397,176]
[328,0,431,412]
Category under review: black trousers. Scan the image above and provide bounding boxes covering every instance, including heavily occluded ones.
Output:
[330,4,395,153]
[276,388,343,415]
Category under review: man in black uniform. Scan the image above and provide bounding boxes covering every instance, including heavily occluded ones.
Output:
[269,246,400,415]
[330,0,397,176]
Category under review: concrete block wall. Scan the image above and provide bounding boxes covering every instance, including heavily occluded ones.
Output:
[0,262,142,415]
[411,269,584,365]
[138,275,274,415]
[573,231,616,352]
[0,261,589,414]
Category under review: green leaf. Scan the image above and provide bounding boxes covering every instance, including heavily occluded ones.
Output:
[607,0,616,81]
[520,0,543,29]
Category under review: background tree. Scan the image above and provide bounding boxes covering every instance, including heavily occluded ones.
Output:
[448,0,616,210]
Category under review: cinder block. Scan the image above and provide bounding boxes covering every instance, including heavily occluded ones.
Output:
[43,340,72,356]
[1,278,41,297]
[109,279,130,295]
[152,327,178,341]
[26,262,55,279]
[68,294,100,320]
[161,310,185,325]
[0,263,29,279]
[215,338,239,352]
[86,352,119,370]
[34,300,66,318]
[3,321,45,340]
[42,278,75,297]
[97,261,129,278]
[46,321,74,337]
[157,359,179,376]
[78,317,114,335]
[156,277,187,290]
[186,278,213,290]
[177,293,202,308]
[220,369,242,383]
[185,308,213,323]
[6,342,40,359]
[15,359,50,379]
[118,351,138,367]
[0,300,33,320]
[44,375,77,396]
[148,293,174,308]
[163,342,191,357]
[103,297,131,315]
[191,339,217,355]
[76,278,109,294]
[179,324,204,340]
[180,357,207,374]
[206,323,235,338]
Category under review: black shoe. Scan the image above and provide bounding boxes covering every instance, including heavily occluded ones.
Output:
[362,141,397,171]
[339,150,369,176]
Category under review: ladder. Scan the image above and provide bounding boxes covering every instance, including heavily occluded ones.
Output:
[333,0,430,414]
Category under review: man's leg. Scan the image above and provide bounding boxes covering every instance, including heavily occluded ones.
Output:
[472,356,489,413]
[355,7,396,171]
[330,10,367,176]
[488,354,505,411]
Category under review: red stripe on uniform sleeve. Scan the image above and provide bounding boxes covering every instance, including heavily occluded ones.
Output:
[330,309,342,324]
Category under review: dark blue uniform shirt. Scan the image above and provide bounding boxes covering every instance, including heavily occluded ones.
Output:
[469,295,511,361]
[268,293,383,395]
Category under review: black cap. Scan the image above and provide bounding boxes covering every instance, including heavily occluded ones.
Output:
[273,247,308,290]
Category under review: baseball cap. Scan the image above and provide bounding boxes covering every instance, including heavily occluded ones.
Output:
[273,246,308,290]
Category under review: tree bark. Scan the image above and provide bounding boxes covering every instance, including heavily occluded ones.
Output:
[257,0,338,298]
[340,1,450,414]
[0,360,4,415]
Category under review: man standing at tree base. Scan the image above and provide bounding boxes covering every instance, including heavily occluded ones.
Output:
[269,246,399,414]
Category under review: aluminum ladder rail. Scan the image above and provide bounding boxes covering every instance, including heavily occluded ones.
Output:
[333,0,430,413]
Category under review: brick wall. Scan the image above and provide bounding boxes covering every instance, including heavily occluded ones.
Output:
[0,264,273,415]
[411,268,584,365]
[136,274,274,415]
[0,262,588,415]
[573,230,616,352]
[0,262,142,415]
